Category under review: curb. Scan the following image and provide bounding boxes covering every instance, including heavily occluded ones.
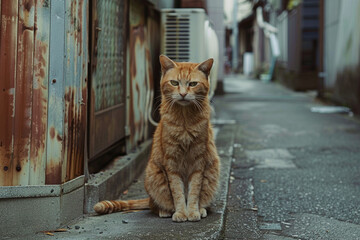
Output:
[84,140,152,213]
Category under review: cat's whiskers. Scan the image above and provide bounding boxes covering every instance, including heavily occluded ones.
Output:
[192,99,205,113]
[164,98,176,113]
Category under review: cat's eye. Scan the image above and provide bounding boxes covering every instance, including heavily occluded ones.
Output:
[170,80,179,86]
[189,82,198,87]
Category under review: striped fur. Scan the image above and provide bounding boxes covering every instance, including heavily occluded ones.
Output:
[93,198,150,214]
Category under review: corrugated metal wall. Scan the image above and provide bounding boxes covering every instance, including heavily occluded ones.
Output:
[0,0,88,186]
[0,0,161,185]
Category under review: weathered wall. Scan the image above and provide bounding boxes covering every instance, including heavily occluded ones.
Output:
[126,0,160,151]
[324,0,360,113]
[0,0,88,186]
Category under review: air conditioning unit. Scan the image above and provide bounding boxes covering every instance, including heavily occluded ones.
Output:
[161,8,219,98]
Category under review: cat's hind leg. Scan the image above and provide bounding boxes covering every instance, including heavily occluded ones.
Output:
[199,207,207,218]
[145,161,175,215]
[159,209,172,218]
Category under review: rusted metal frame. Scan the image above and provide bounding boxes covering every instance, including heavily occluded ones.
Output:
[46,0,65,184]
[0,1,18,186]
[12,0,36,186]
[29,0,51,185]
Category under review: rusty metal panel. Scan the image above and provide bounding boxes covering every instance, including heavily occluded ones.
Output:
[0,0,87,186]
[12,0,36,186]
[126,0,157,151]
[89,0,126,159]
[63,0,87,182]
[0,1,18,186]
[46,0,65,184]
[29,0,50,185]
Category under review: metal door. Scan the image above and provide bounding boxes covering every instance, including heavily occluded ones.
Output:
[89,0,127,159]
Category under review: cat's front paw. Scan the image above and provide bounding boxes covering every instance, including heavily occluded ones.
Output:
[187,210,201,222]
[172,211,187,222]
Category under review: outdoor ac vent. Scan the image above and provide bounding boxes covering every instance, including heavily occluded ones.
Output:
[161,9,206,63]
[164,14,191,62]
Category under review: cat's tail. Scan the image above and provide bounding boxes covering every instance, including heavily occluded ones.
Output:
[93,198,150,214]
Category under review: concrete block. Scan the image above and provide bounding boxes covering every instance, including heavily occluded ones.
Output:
[0,176,84,239]
[0,196,61,239]
[60,187,84,225]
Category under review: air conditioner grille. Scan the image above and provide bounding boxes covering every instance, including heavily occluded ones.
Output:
[164,14,190,61]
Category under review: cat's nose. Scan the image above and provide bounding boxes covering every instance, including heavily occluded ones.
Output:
[180,93,187,98]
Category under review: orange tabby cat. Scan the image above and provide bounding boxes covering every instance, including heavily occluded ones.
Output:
[94,55,220,222]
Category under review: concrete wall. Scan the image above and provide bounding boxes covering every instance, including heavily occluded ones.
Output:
[324,0,360,112]
[207,0,225,81]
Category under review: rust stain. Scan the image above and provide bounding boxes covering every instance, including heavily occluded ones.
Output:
[50,127,55,139]
[77,0,84,56]
[30,88,47,167]
[64,86,85,182]
[146,48,154,91]
[45,160,62,184]
[30,39,49,164]
[34,40,47,80]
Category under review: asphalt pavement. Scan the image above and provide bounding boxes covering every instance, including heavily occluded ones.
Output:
[18,75,360,240]
[217,75,360,240]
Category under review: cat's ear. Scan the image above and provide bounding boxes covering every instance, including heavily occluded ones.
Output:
[196,58,213,78]
[159,55,177,75]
